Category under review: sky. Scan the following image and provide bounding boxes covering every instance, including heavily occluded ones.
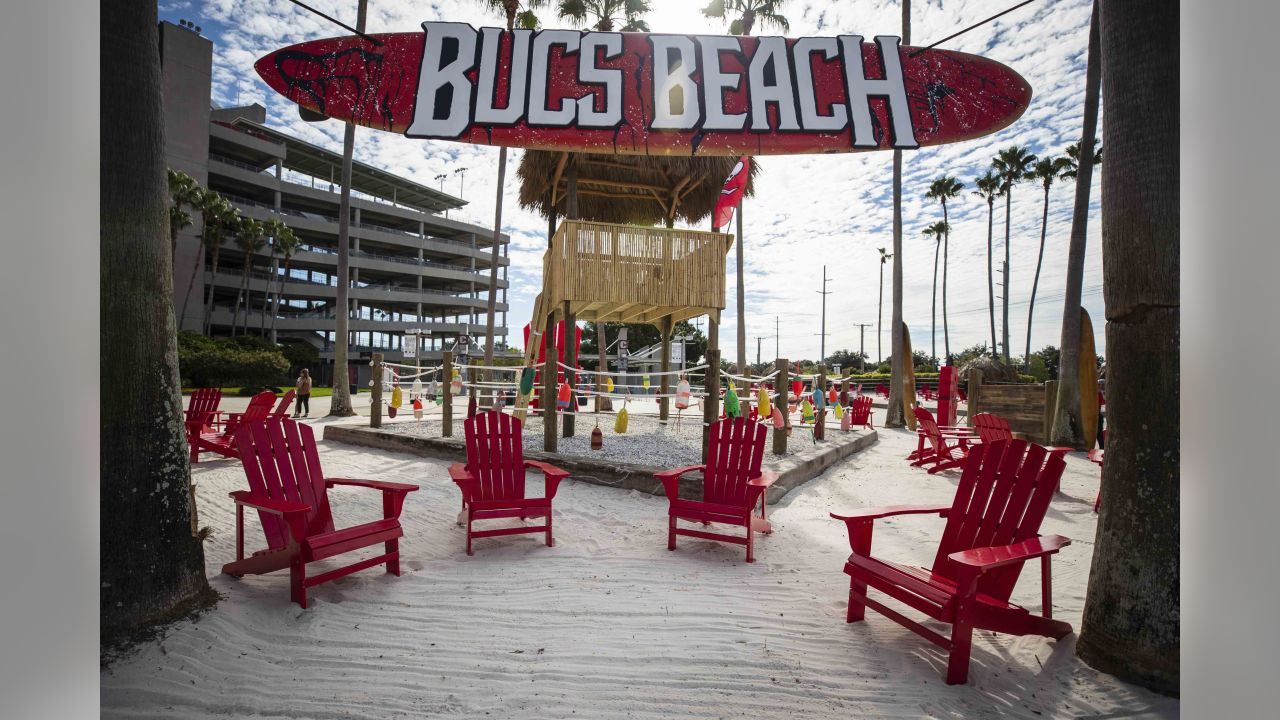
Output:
[159,0,1105,363]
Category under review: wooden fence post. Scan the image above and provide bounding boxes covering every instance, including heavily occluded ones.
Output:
[544,310,558,452]
[702,348,720,464]
[840,368,851,407]
[773,357,789,455]
[370,352,383,428]
[562,301,576,438]
[967,372,982,427]
[441,351,453,437]
[814,367,827,440]
[1043,380,1058,442]
[659,315,673,422]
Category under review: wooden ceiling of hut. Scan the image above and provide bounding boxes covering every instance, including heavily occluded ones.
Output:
[516,151,758,227]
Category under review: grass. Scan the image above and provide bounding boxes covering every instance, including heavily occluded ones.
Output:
[181,386,347,398]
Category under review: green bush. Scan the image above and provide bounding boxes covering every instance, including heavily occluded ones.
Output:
[178,331,290,388]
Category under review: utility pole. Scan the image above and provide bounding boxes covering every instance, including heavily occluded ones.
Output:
[853,322,873,372]
[817,265,831,367]
[775,316,780,358]
[998,260,1009,359]
[755,336,763,366]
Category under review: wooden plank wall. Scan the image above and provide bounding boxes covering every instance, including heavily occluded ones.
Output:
[967,379,1055,443]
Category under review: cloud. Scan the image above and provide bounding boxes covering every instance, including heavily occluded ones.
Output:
[175,0,1105,360]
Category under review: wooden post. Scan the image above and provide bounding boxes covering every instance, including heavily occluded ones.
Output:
[841,368,851,407]
[967,372,982,427]
[1043,380,1058,442]
[544,309,557,452]
[659,315,673,422]
[702,348,720,463]
[370,352,383,428]
[441,351,453,437]
[814,367,827,440]
[773,357,789,455]
[595,321,606,413]
[562,301,576,438]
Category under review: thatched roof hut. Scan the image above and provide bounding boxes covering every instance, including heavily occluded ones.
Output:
[516,151,758,226]
[957,356,1021,383]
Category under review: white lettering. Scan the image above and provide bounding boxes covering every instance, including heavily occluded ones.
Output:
[792,37,848,132]
[406,22,479,138]
[475,28,532,126]
[650,36,700,130]
[747,37,799,132]
[528,30,581,125]
[838,35,918,148]
[699,36,746,131]
[577,32,624,128]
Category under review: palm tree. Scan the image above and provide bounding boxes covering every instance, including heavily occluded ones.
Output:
[101,0,212,643]
[231,217,265,336]
[704,0,789,374]
[167,168,198,260]
[701,0,789,36]
[197,191,239,334]
[876,246,892,363]
[270,222,301,343]
[480,0,548,408]
[921,223,943,360]
[558,0,651,30]
[1023,156,1071,368]
[991,145,1037,363]
[1061,138,1103,180]
[925,176,963,364]
[972,171,1003,356]
[1076,0,1177,694]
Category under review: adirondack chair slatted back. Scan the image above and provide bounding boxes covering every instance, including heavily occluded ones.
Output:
[849,396,873,424]
[272,390,297,419]
[972,413,1013,443]
[186,387,221,424]
[235,418,335,550]
[913,406,952,458]
[464,411,527,502]
[704,418,767,507]
[930,439,1064,601]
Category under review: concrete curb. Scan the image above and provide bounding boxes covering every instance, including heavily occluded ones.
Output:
[323,424,878,505]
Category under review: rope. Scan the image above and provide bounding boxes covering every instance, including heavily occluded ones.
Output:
[722,369,780,383]
[453,364,521,372]
[558,361,708,377]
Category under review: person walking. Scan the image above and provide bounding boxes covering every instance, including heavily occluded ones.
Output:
[294,368,312,418]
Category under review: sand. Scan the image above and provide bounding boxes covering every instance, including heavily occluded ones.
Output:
[100,421,1177,719]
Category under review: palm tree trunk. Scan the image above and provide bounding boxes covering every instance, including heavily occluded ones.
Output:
[203,243,221,334]
[179,239,205,331]
[233,254,252,337]
[271,257,290,342]
[884,0,909,428]
[260,251,274,335]
[1051,0,1102,446]
[877,263,884,364]
[930,241,939,360]
[941,200,951,364]
[1025,184,1051,368]
[987,200,997,354]
[1002,189,1012,363]
[1076,0,1178,694]
[735,201,746,375]
[328,0,366,417]
[101,0,213,644]
[482,4,512,406]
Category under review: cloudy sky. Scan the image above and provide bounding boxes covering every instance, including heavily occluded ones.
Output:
[160,0,1104,363]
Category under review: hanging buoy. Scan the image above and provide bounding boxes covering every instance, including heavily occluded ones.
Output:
[412,398,423,421]
[834,403,844,420]
[791,379,803,398]
[388,405,398,418]
[427,379,438,400]
[557,382,572,410]
[519,367,536,396]
[591,424,603,450]
[757,386,771,418]
[614,405,629,433]
[841,405,852,431]
[724,383,741,418]
[812,387,825,413]
[450,370,463,396]
[828,387,838,404]
[801,397,814,424]
[605,377,614,393]
[772,406,785,428]
[675,377,691,409]
[642,375,651,391]
[411,378,422,401]
[390,385,403,409]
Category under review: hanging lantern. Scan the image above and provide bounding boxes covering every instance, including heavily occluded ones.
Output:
[605,377,615,393]
[591,424,603,450]
[557,382,572,410]
[519,367,536,396]
[614,405,629,433]
[757,386,771,418]
[772,406,784,428]
[675,377,691,409]
[450,369,463,396]
[800,398,814,424]
[724,383,741,418]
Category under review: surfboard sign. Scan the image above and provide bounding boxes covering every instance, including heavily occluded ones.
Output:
[255,23,1032,156]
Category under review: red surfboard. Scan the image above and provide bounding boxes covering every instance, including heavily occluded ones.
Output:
[256,24,1031,156]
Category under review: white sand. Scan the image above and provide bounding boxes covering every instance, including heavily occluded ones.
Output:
[101,422,1177,719]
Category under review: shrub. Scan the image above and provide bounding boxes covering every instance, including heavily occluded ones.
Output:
[178,331,290,388]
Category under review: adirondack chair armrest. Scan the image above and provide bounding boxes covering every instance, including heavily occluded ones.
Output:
[747,472,778,488]
[654,465,706,501]
[524,460,570,499]
[326,478,418,518]
[448,463,479,501]
[947,534,1072,574]
[229,490,310,544]
[831,506,952,554]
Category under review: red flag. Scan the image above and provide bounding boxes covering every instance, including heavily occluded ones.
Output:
[712,156,750,231]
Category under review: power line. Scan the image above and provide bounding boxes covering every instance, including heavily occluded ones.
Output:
[287,0,384,46]
[908,0,1041,58]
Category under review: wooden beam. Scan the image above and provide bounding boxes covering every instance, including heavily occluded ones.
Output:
[578,177,671,194]
[549,151,569,206]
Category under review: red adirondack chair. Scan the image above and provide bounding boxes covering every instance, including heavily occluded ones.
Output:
[958,388,968,402]
[223,418,419,608]
[848,395,875,430]
[655,417,777,563]
[1087,448,1105,512]
[185,387,223,432]
[225,390,296,426]
[187,391,276,464]
[910,406,977,474]
[875,383,890,399]
[448,411,569,555]
[831,439,1072,685]
[971,413,1014,443]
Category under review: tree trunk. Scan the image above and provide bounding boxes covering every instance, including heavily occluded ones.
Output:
[233,253,252,337]
[930,240,939,360]
[885,0,909,428]
[101,0,213,646]
[941,199,951,364]
[1076,0,1179,695]
[272,257,289,342]
[1002,188,1012,363]
[877,263,884,364]
[482,145,508,409]
[327,0,367,417]
[203,242,220,334]
[1026,183,1052,369]
[1051,0,1102,446]
[735,201,746,375]
[261,251,274,335]
[986,200,997,354]
[179,238,204,331]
